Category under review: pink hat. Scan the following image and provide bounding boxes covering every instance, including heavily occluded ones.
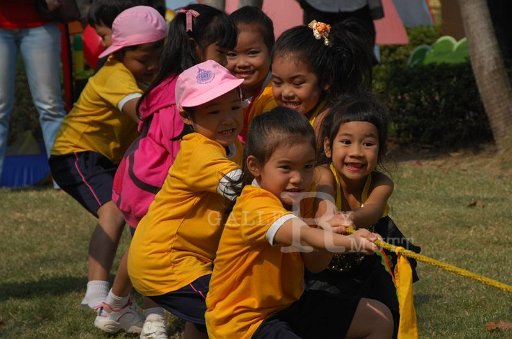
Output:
[98,6,167,58]
[176,60,244,111]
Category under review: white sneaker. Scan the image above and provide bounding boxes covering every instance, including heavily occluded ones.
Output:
[94,300,144,334]
[140,314,168,339]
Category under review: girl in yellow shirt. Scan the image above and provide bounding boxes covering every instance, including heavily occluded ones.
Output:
[128,60,244,339]
[206,106,393,339]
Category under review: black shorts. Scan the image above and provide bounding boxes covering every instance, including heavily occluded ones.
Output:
[150,274,210,332]
[252,290,360,339]
[49,152,117,217]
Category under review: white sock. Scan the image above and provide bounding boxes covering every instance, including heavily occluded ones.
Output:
[105,289,130,309]
[81,280,109,309]
[144,307,166,322]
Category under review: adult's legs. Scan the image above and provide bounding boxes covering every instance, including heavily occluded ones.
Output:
[19,24,67,159]
[0,29,18,180]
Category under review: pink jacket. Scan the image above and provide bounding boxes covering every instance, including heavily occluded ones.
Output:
[112,76,183,227]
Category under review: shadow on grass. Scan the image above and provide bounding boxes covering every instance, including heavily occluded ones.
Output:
[414,293,442,307]
[0,275,88,302]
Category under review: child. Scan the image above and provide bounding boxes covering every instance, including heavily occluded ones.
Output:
[113,3,237,230]
[205,106,393,339]
[271,20,373,140]
[48,5,166,334]
[226,6,276,140]
[128,60,244,339]
[86,0,165,69]
[311,93,421,337]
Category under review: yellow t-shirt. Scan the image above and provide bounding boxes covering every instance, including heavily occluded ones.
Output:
[128,133,243,296]
[240,82,276,140]
[206,185,304,339]
[51,58,140,163]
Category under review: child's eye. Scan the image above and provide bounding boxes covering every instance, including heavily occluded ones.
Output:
[293,82,304,87]
[226,51,237,58]
[279,165,291,171]
[339,139,351,145]
[208,110,220,115]
[248,49,260,56]
[271,78,282,85]
[231,105,241,111]
[304,163,315,170]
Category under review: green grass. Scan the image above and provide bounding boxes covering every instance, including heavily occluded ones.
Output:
[0,154,511,338]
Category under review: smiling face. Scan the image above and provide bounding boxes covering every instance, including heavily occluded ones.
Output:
[248,140,316,209]
[324,121,380,186]
[182,89,243,147]
[271,53,325,116]
[120,42,162,86]
[226,24,271,99]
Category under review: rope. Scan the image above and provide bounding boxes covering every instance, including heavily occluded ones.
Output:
[346,228,512,293]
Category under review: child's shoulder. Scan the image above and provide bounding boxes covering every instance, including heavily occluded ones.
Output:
[369,171,394,191]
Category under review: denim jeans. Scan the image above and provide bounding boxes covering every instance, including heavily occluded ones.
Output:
[0,23,67,180]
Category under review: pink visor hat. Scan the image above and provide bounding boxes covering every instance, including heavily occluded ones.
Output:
[98,6,167,58]
[176,60,244,111]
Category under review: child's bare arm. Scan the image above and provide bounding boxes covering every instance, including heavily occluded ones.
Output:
[121,97,141,123]
[351,172,394,228]
[274,216,379,272]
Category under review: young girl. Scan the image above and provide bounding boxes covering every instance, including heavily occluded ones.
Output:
[112,3,237,230]
[271,20,373,140]
[48,6,166,334]
[226,6,276,140]
[311,93,420,337]
[205,106,393,339]
[128,60,244,339]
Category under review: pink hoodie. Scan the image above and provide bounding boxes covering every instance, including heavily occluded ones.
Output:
[112,76,183,228]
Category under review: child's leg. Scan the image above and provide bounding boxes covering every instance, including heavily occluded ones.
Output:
[94,251,145,334]
[345,297,393,339]
[89,201,126,281]
[82,201,126,309]
[184,322,207,339]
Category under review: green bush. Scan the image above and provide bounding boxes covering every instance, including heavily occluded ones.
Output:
[373,26,494,148]
[378,63,492,147]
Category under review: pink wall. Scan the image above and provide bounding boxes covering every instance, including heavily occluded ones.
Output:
[225,0,303,38]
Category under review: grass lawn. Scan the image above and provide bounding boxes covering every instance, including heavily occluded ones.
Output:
[0,150,511,338]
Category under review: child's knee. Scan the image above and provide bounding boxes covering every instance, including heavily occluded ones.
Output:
[350,298,394,338]
[364,298,394,336]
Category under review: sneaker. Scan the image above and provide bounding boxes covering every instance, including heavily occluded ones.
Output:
[140,315,168,339]
[94,300,144,334]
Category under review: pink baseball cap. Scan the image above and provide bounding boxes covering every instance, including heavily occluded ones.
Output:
[98,6,167,58]
[176,60,244,111]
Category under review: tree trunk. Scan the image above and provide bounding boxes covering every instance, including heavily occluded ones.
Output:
[458,0,512,151]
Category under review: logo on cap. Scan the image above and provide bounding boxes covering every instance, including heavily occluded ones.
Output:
[196,68,215,84]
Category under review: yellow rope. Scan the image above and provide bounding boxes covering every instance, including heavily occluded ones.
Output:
[346,228,512,293]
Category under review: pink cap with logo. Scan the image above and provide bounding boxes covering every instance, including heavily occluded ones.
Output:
[98,6,167,58]
[176,60,244,111]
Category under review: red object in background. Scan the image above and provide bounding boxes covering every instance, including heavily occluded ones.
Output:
[82,24,104,69]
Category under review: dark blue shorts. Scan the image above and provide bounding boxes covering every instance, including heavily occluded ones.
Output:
[49,151,117,217]
[150,274,210,332]
[252,290,360,339]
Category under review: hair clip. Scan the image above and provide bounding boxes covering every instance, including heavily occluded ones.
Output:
[178,9,200,32]
[308,20,331,46]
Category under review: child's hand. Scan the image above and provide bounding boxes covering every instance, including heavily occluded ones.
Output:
[323,211,354,234]
[348,229,380,254]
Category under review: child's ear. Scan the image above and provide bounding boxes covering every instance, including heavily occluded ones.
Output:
[323,137,332,159]
[246,155,261,178]
[322,83,331,92]
[179,110,193,125]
